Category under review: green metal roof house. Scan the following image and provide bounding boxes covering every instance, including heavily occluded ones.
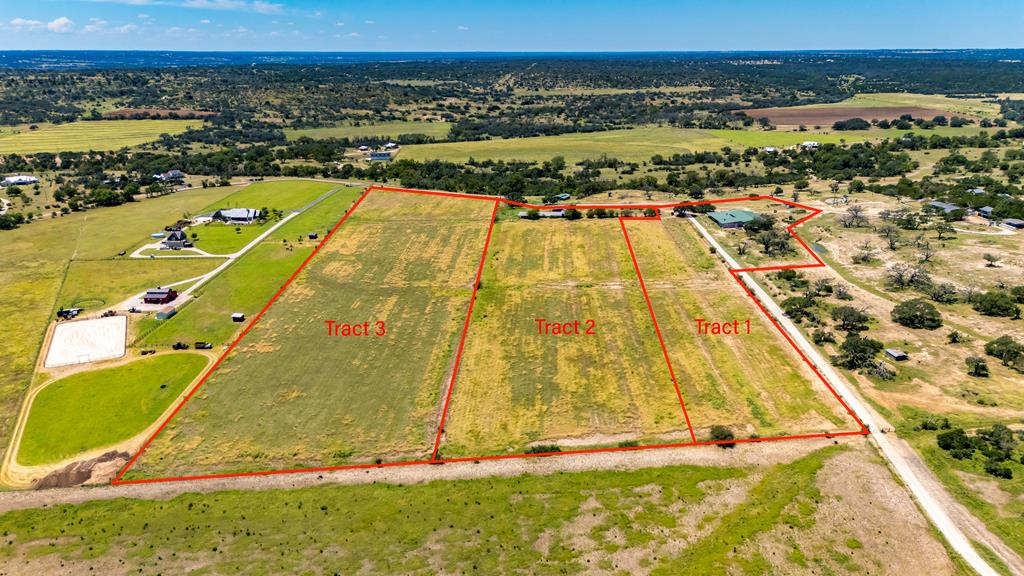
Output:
[708,209,758,229]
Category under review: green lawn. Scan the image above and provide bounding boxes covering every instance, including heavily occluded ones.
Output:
[58,259,221,310]
[197,180,340,214]
[0,120,200,154]
[18,353,208,466]
[189,221,269,254]
[0,185,239,473]
[285,120,451,141]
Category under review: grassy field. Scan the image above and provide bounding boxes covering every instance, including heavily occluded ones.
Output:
[0,120,200,154]
[18,353,208,466]
[285,120,451,141]
[444,218,687,456]
[0,444,961,575]
[197,180,339,214]
[709,126,988,148]
[126,190,495,478]
[399,124,986,164]
[58,259,220,310]
[0,185,240,475]
[800,93,1001,117]
[401,126,732,163]
[188,222,268,254]
[630,218,852,437]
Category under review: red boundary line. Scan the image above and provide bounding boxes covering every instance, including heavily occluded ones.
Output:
[113,186,868,486]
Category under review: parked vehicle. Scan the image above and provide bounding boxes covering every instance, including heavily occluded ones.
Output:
[195,342,213,350]
[172,342,190,350]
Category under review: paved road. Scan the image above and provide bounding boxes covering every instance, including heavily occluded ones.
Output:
[688,215,1004,576]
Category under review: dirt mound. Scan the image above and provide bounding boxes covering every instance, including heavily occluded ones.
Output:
[742,106,954,126]
[32,451,130,489]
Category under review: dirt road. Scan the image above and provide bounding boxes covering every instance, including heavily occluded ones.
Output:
[690,215,1013,576]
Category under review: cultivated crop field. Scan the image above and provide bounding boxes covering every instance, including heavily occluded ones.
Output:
[0,120,200,154]
[627,218,852,437]
[125,190,497,479]
[443,218,687,456]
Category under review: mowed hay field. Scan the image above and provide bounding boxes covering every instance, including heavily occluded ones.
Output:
[742,93,1000,126]
[0,120,200,154]
[124,190,497,479]
[401,126,732,163]
[627,217,855,438]
[443,218,688,456]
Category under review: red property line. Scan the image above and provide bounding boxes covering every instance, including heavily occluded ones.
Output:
[431,199,500,460]
[618,213,697,444]
[113,185,867,486]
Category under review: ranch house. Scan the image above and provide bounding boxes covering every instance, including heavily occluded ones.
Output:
[162,230,192,249]
[143,287,178,305]
[2,174,39,187]
[709,209,758,229]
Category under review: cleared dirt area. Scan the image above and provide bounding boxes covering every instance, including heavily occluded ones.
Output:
[743,106,955,126]
[43,315,127,368]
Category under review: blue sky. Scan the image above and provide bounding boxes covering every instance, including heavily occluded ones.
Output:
[1,0,1022,51]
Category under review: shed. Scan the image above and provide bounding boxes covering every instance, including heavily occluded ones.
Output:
[308,232,318,240]
[979,206,994,218]
[231,312,246,322]
[708,209,758,229]
[1003,218,1024,229]
[927,200,960,214]
[885,348,909,361]
[156,306,177,320]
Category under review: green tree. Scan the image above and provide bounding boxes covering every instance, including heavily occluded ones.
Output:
[831,305,870,332]
[972,291,1020,318]
[891,298,943,329]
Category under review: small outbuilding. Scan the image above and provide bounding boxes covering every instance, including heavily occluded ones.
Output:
[156,306,177,320]
[1003,218,1024,230]
[2,174,39,187]
[231,312,246,323]
[885,348,909,361]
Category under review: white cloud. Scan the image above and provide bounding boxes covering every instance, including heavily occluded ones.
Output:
[83,18,108,33]
[138,13,152,19]
[181,0,284,14]
[457,25,469,31]
[364,19,375,25]
[232,25,249,33]
[117,24,139,32]
[47,17,74,33]
[344,31,360,38]
[8,18,45,31]
[200,18,211,24]
[335,21,344,27]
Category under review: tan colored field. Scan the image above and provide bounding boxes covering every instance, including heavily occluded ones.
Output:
[443,218,685,455]
[124,190,496,479]
[631,218,854,436]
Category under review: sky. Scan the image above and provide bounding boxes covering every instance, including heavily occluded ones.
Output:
[0,0,1022,52]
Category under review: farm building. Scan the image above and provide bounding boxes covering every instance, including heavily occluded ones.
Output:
[885,349,909,361]
[156,306,177,320]
[1003,218,1024,230]
[384,142,398,149]
[927,200,960,215]
[232,312,246,322]
[762,146,778,153]
[800,141,820,149]
[143,287,178,305]
[192,213,214,224]
[709,209,758,229]
[214,208,262,224]
[979,206,994,218]
[357,145,369,151]
[369,150,394,161]
[517,210,565,219]
[162,230,192,249]
[2,174,39,186]
[967,187,986,195]
[551,193,571,202]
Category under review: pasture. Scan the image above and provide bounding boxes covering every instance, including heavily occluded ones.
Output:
[444,218,687,456]
[0,444,956,575]
[627,218,852,437]
[18,353,207,466]
[125,190,496,479]
[285,120,451,141]
[709,126,987,148]
[58,258,220,310]
[0,120,200,154]
[743,93,1000,127]
[401,126,732,163]
[0,184,238,471]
